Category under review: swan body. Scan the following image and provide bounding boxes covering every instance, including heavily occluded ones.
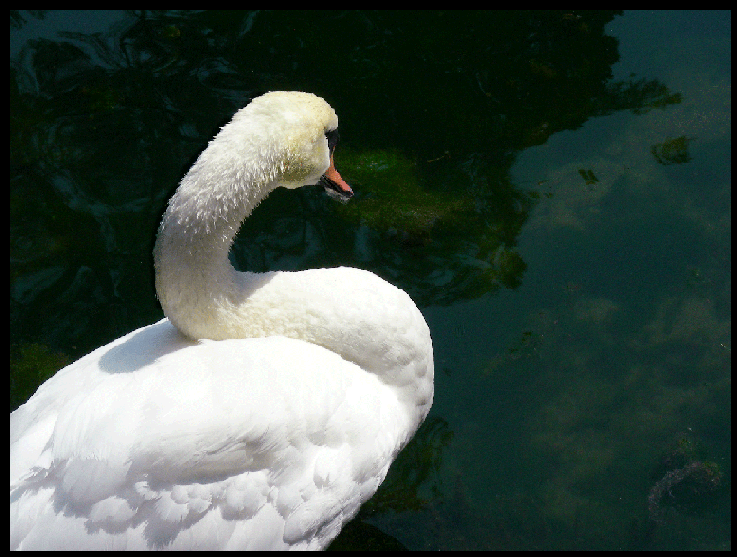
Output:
[10,92,434,550]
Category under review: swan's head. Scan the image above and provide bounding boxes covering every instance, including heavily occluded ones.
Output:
[233,91,353,201]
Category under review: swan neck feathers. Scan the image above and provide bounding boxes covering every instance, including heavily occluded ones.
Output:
[153,92,433,413]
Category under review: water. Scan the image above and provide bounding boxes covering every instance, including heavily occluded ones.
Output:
[10,10,731,550]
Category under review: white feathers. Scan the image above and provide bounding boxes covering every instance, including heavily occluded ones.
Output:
[10,92,433,550]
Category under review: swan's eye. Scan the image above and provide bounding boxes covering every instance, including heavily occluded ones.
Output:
[325,129,339,154]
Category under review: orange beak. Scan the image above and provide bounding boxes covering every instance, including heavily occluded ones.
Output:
[324,154,353,197]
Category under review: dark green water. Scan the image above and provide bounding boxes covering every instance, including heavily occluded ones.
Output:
[10,10,730,550]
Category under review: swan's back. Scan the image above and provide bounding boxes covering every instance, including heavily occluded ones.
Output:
[11,320,427,550]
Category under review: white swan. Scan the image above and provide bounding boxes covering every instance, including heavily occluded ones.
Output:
[10,91,434,550]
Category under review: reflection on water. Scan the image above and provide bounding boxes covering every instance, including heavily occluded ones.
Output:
[10,10,730,550]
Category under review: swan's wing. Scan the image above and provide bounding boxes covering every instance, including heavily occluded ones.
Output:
[11,322,407,550]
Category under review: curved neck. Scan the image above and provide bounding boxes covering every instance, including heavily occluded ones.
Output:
[153,162,268,337]
[153,153,433,426]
